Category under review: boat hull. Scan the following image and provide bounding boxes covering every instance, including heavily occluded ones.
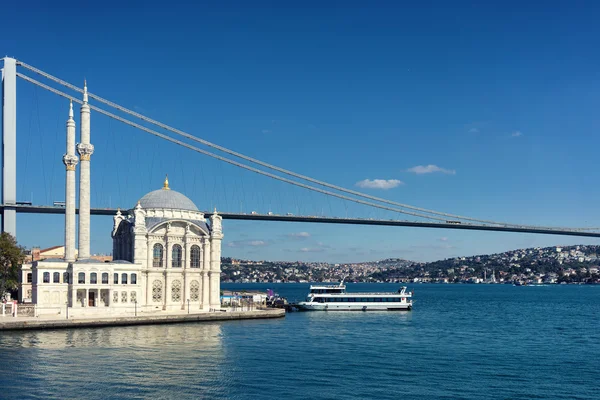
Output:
[296,302,412,311]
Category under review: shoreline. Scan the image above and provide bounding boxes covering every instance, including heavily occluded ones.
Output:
[0,308,285,331]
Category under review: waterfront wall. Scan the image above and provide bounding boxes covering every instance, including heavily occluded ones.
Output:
[0,309,285,331]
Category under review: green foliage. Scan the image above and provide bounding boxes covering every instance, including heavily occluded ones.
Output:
[0,232,26,300]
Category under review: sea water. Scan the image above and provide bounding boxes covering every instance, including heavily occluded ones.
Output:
[0,283,598,399]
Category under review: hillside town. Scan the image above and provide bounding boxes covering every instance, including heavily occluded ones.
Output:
[221,245,600,284]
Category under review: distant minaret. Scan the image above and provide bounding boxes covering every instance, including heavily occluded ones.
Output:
[77,81,94,259]
[63,101,78,262]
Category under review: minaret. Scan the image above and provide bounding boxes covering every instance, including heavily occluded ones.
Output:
[209,208,223,310]
[77,81,94,259]
[63,101,78,262]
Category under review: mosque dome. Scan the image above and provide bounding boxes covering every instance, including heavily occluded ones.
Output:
[137,176,199,211]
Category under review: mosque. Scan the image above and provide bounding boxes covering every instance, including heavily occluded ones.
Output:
[19,83,223,317]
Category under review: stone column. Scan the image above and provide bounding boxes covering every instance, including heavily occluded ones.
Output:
[145,271,150,306]
[209,212,223,310]
[202,238,210,310]
[182,225,191,310]
[63,101,78,262]
[165,227,171,269]
[163,272,168,310]
[147,239,153,268]
[77,81,94,259]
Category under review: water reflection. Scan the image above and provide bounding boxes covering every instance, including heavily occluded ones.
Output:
[0,323,227,399]
[1,322,223,350]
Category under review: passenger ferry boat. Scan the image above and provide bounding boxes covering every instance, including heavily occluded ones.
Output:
[296,281,413,311]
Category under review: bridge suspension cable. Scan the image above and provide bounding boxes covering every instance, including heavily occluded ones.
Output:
[18,60,515,227]
[17,72,460,223]
[16,65,596,232]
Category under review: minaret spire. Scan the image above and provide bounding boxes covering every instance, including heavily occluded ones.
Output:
[63,100,78,262]
[77,80,94,259]
[83,79,88,103]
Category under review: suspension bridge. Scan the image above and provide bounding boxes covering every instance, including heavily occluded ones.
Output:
[2,56,599,239]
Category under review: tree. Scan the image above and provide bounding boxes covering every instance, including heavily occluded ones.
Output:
[0,232,26,301]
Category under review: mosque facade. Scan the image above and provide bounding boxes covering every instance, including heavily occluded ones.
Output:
[19,83,223,317]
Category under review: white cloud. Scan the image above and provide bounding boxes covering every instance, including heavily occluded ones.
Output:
[439,237,448,242]
[295,241,332,253]
[227,240,269,248]
[410,243,455,250]
[299,247,326,253]
[355,179,403,189]
[287,232,311,239]
[511,131,522,137]
[407,165,456,175]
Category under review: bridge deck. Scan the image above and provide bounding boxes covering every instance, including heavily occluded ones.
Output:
[2,204,599,238]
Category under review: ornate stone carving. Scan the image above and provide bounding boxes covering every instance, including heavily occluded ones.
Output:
[190,280,200,301]
[152,280,163,302]
[76,143,95,161]
[112,209,124,237]
[210,213,223,239]
[62,154,79,171]
[171,280,182,302]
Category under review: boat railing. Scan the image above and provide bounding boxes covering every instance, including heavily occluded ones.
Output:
[313,292,412,296]
[309,285,347,289]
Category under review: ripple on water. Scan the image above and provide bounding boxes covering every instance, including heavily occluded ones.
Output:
[1,284,599,399]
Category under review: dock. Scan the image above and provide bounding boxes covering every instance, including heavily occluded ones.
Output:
[0,308,285,331]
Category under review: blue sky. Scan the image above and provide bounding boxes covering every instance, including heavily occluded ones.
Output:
[2,1,600,262]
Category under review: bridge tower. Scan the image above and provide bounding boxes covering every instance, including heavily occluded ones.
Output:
[1,57,17,237]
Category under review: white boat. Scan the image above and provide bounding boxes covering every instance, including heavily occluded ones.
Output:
[296,281,413,311]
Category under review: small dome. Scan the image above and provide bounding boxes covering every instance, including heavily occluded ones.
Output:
[137,176,198,211]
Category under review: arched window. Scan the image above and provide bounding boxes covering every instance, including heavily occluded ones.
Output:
[78,272,85,284]
[172,244,182,268]
[114,273,119,284]
[63,272,70,284]
[190,280,200,301]
[190,245,201,268]
[27,273,32,283]
[53,272,60,283]
[121,273,128,284]
[171,280,182,302]
[131,273,137,284]
[102,273,109,284]
[152,280,163,302]
[91,273,97,284]
[153,244,163,268]
[43,272,50,283]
